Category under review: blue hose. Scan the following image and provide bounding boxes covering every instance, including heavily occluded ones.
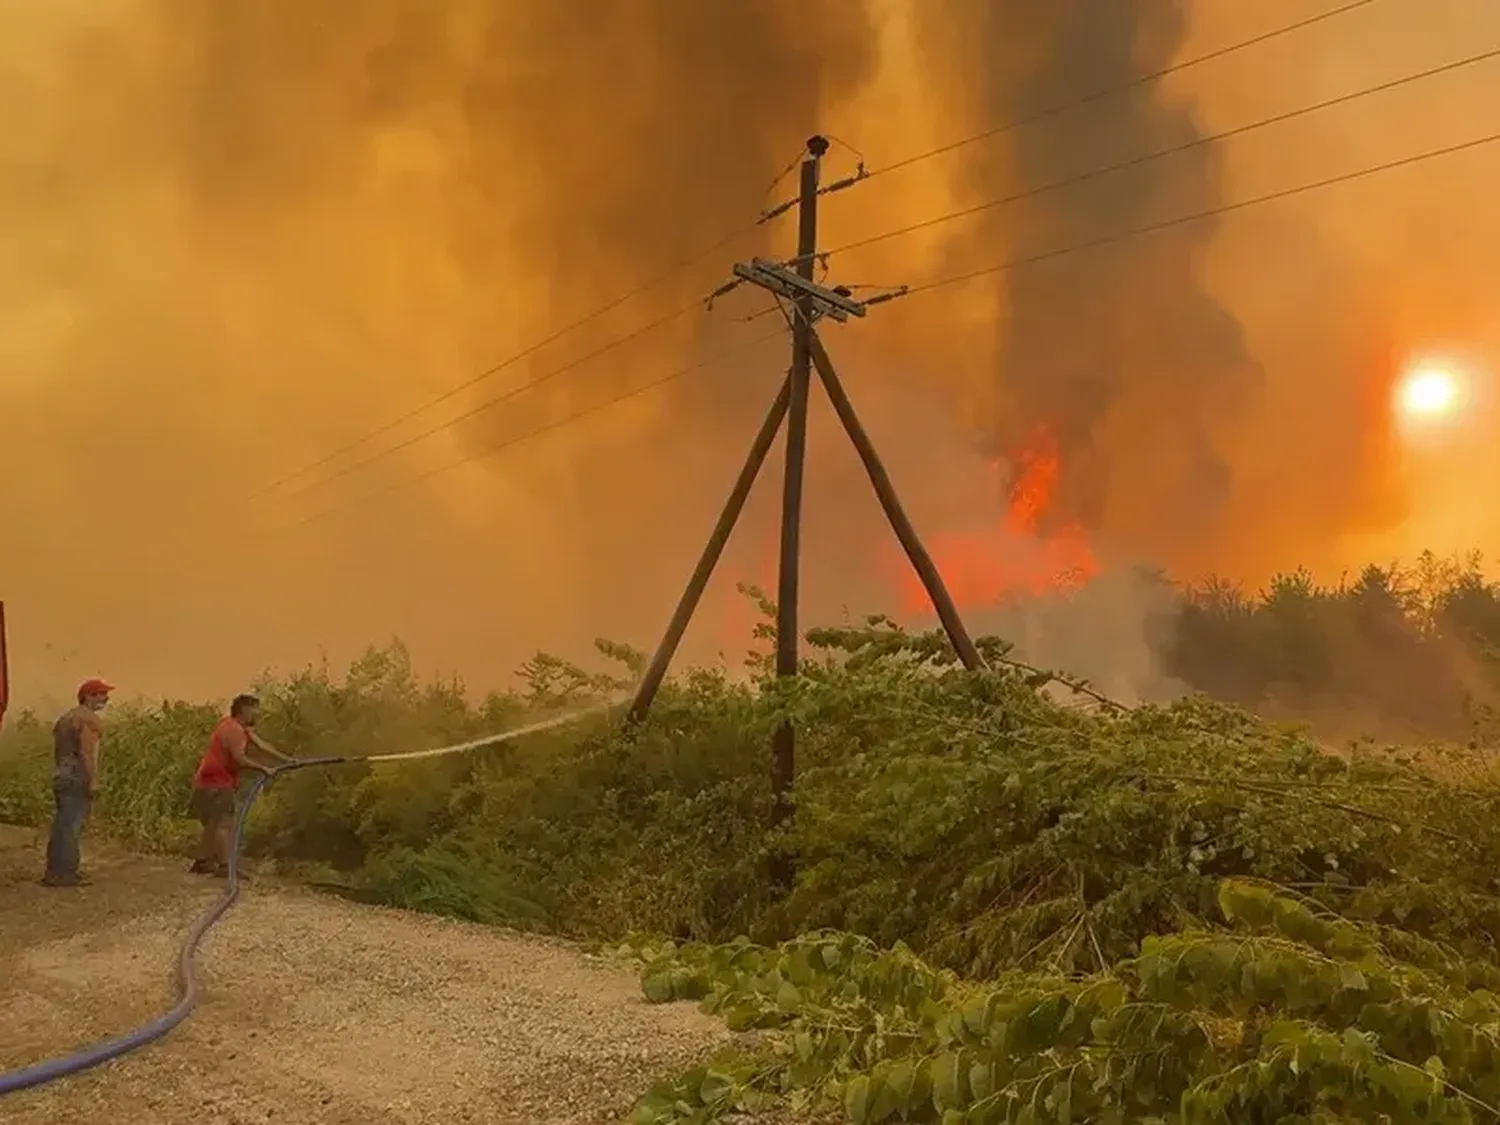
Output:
[0,756,345,1097]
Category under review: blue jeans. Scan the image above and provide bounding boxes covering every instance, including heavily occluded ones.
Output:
[45,778,91,880]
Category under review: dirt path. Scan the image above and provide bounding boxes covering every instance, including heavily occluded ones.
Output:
[0,825,734,1125]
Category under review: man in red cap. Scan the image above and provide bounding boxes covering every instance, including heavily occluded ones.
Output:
[43,678,112,887]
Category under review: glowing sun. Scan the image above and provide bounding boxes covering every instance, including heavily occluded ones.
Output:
[1396,362,1462,420]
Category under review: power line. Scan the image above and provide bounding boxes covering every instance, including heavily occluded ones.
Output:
[266,123,1499,533]
[246,119,1494,549]
[757,6,1375,222]
[860,0,1381,184]
[811,43,1500,266]
[888,128,1500,303]
[313,121,1493,528]
[276,324,789,530]
[764,143,813,198]
[244,222,764,503]
[245,1,1374,507]
[264,299,703,507]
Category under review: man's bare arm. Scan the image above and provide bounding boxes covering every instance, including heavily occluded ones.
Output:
[247,731,295,765]
[225,725,273,774]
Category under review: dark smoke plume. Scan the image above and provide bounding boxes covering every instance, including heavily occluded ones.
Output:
[156,0,880,641]
[909,0,1261,568]
[3,0,1450,702]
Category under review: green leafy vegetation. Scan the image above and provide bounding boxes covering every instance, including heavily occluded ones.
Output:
[624,882,1500,1123]
[4,555,1500,1121]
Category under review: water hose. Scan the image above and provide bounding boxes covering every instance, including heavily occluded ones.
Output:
[0,703,614,1098]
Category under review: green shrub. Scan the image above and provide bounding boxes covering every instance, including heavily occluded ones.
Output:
[6,558,1500,1121]
[628,883,1500,1123]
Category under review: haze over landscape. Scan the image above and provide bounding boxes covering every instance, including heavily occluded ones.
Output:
[2,0,1498,708]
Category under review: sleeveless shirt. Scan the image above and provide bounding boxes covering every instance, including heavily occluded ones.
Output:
[193,716,247,789]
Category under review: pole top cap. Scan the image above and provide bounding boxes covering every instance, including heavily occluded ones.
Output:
[805,135,830,158]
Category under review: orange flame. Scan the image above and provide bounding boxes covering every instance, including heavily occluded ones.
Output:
[709,427,1099,653]
[895,425,1099,614]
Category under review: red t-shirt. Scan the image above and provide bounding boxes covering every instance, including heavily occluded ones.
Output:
[193,716,249,790]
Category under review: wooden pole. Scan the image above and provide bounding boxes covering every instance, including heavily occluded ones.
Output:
[807,330,985,671]
[769,135,827,881]
[624,374,793,725]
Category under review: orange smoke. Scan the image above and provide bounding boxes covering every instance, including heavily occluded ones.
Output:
[895,425,1100,614]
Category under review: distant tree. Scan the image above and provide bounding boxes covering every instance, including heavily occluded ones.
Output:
[1157,552,1500,742]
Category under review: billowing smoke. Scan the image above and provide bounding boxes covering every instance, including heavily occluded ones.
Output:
[0,1,887,699]
[903,0,1259,569]
[144,0,883,649]
[3,0,1479,704]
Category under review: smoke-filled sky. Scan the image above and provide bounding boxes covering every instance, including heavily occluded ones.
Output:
[2,0,1498,707]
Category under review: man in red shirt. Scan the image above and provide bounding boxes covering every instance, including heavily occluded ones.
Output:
[189,693,294,876]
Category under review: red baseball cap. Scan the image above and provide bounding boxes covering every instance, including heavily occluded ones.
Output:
[77,678,115,702]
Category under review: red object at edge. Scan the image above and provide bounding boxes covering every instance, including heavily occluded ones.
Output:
[0,601,9,732]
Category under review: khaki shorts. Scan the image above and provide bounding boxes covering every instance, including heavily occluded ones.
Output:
[189,786,236,826]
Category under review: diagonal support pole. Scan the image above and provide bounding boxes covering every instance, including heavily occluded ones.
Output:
[624,373,794,725]
[806,329,986,671]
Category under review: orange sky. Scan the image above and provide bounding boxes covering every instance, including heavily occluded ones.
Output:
[1,0,1498,708]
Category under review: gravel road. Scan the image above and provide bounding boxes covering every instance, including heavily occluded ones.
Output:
[0,825,736,1125]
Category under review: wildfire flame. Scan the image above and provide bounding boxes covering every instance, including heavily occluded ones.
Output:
[711,425,1100,654]
[894,425,1099,614]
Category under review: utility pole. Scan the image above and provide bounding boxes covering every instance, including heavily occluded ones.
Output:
[623,132,983,888]
[624,136,836,729]
[769,135,827,855]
